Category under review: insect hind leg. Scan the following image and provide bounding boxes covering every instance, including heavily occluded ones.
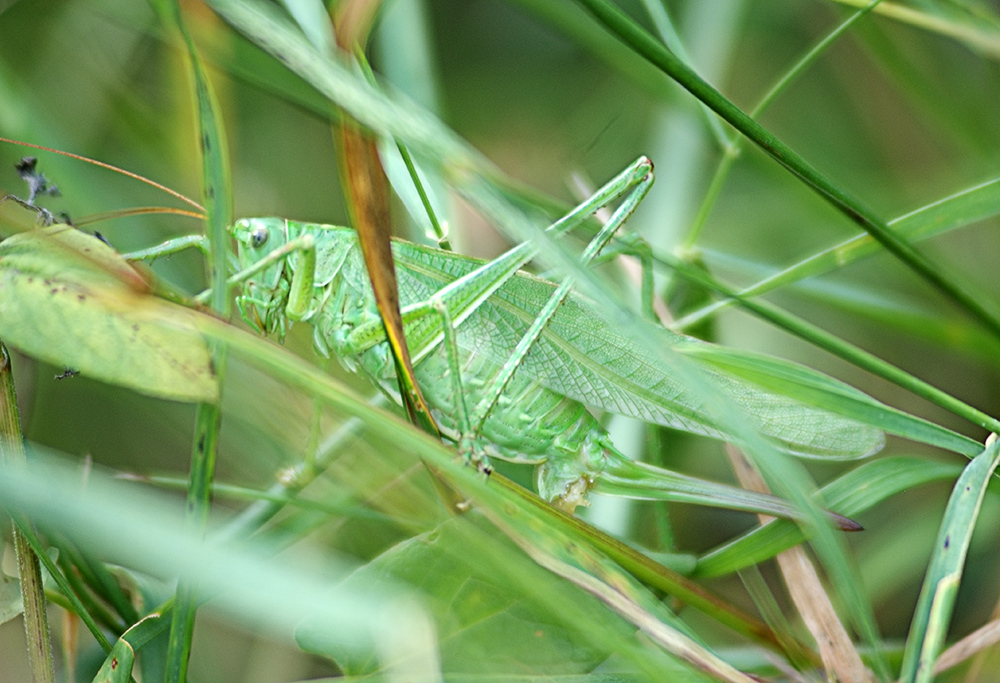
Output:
[469,159,655,434]
[429,297,494,475]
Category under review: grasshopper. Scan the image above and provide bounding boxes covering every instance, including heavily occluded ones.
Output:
[127,158,881,518]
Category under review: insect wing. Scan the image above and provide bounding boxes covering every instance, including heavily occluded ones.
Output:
[390,241,883,460]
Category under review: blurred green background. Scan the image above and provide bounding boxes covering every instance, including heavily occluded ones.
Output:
[3,0,1000,680]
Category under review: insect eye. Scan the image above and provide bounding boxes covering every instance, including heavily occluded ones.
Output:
[250,227,269,248]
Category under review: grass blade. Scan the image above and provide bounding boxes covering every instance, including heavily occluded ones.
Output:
[898,435,1000,682]
[148,1,233,680]
[678,175,1000,330]
[572,0,1000,345]
[0,345,55,683]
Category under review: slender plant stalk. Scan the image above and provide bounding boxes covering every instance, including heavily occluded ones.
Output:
[0,345,55,683]
[573,0,1000,343]
[683,0,884,249]
[157,1,233,680]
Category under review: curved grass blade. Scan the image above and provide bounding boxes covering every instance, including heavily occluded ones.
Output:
[339,118,439,436]
[898,436,1000,682]
[677,175,1000,330]
[0,225,216,402]
[695,456,965,578]
[825,0,1000,58]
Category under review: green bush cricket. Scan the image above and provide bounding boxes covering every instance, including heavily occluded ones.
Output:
[0,151,880,523]
[130,158,881,521]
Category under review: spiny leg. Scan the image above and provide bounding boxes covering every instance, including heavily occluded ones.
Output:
[429,298,492,473]
[361,158,657,364]
[123,234,211,263]
[398,161,654,474]
[470,161,655,433]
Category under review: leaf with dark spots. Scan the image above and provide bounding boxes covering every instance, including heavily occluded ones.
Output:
[0,224,218,402]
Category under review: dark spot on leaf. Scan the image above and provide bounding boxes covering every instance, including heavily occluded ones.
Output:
[198,434,206,452]
[111,657,119,670]
[132,324,140,332]
[203,134,211,152]
[207,186,214,199]
[944,535,950,549]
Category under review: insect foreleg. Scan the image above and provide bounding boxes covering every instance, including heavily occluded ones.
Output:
[198,234,316,317]
[123,234,211,263]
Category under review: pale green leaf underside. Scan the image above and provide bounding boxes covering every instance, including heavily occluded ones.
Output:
[0,226,217,403]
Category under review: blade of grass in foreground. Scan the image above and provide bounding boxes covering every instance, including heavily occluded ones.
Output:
[151,1,233,681]
[0,452,443,681]
[695,456,965,577]
[898,435,1000,682]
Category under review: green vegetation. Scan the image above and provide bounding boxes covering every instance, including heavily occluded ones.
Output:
[2,1,1000,681]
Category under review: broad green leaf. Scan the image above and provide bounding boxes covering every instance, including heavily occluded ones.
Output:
[0,225,217,402]
[298,517,638,678]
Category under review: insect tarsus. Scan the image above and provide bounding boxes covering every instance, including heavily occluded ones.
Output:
[2,157,68,227]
